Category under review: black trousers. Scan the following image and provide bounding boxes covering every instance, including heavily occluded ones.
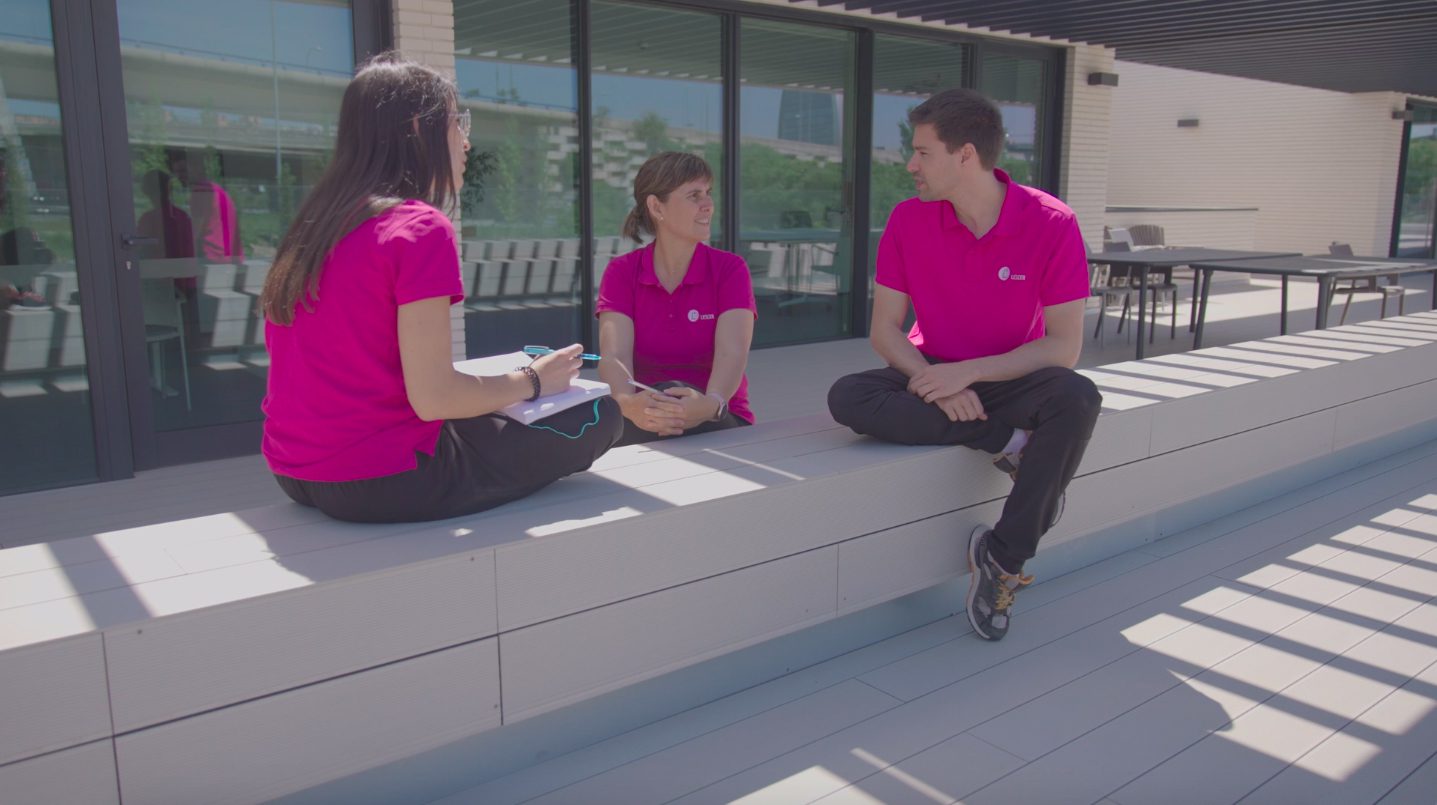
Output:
[615,380,750,447]
[275,396,623,523]
[827,364,1101,572]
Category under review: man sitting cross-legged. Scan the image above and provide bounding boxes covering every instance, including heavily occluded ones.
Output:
[828,88,1101,642]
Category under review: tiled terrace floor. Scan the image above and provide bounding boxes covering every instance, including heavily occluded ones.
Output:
[436,437,1437,804]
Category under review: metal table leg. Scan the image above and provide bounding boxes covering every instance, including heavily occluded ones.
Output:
[1193,268,1213,350]
[1135,266,1150,359]
[1280,276,1288,335]
[1316,278,1332,329]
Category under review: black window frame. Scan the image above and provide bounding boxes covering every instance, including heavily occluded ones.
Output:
[574,0,1067,343]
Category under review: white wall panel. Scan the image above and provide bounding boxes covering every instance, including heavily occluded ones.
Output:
[116,639,500,805]
[1108,62,1406,255]
[837,502,1003,615]
[499,549,837,721]
[1332,379,1437,452]
[1148,340,1436,454]
[494,446,1009,631]
[1105,207,1258,250]
[105,551,497,732]
[0,740,118,805]
[0,635,110,765]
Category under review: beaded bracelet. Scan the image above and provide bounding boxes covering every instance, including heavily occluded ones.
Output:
[516,365,541,402]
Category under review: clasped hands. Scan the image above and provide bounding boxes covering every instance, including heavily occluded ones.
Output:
[619,386,720,436]
[908,361,986,422]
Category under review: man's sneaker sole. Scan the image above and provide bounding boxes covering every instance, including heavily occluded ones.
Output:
[966,525,994,639]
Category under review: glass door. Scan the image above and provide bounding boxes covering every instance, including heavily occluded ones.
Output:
[1394,104,1437,258]
[0,0,100,494]
[737,18,856,347]
[979,47,1054,193]
[104,0,356,465]
[868,34,968,318]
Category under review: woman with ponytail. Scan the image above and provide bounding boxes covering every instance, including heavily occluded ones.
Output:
[259,53,620,523]
[596,152,757,445]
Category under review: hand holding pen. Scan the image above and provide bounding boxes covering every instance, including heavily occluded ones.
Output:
[524,345,602,362]
[524,344,583,396]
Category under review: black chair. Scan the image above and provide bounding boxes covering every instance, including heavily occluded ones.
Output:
[1327,242,1403,325]
[1088,253,1133,346]
[1101,242,1179,343]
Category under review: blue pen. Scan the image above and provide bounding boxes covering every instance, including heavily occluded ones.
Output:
[523,345,602,362]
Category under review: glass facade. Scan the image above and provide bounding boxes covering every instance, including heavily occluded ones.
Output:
[869,34,968,305]
[0,0,1071,495]
[1395,104,1437,258]
[738,19,856,346]
[0,1,99,494]
[980,50,1050,190]
[116,0,354,433]
[454,0,582,355]
[590,1,723,275]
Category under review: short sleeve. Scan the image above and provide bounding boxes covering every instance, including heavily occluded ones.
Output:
[873,213,907,294]
[715,253,757,317]
[1039,214,1091,307]
[390,207,463,306]
[595,252,638,318]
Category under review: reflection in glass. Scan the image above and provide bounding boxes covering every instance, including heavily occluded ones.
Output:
[869,35,967,305]
[0,1,99,494]
[738,19,855,347]
[117,0,353,432]
[454,0,581,355]
[590,1,723,275]
[1396,105,1437,258]
[980,51,1047,189]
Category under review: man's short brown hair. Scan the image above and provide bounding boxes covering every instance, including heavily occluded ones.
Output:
[908,89,1005,170]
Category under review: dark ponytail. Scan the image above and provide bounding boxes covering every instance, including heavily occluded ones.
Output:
[621,206,647,244]
[623,151,713,244]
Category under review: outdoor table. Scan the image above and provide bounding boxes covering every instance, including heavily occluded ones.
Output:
[1186,254,1437,349]
[1086,248,1301,359]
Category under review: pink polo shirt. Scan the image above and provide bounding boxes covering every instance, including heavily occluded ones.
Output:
[596,242,757,423]
[875,169,1089,363]
[262,200,464,482]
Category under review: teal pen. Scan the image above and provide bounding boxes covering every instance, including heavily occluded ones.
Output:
[523,345,602,362]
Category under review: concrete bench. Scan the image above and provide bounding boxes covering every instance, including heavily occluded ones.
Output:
[3,313,1437,804]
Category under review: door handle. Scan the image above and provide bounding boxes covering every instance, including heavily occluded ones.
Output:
[121,234,160,248]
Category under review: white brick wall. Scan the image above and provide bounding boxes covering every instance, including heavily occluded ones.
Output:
[392,0,465,360]
[1107,61,1408,256]
[1059,44,1116,250]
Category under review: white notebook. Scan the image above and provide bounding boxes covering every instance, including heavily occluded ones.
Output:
[453,352,611,425]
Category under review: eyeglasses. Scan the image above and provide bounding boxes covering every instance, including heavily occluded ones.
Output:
[453,109,472,138]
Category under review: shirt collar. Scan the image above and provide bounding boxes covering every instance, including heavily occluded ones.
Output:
[637,241,712,288]
[940,167,1023,239]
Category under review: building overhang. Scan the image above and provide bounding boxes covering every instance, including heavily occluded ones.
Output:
[790,0,1437,98]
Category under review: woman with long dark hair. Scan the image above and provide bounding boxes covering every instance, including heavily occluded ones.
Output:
[595,152,756,445]
[260,54,620,523]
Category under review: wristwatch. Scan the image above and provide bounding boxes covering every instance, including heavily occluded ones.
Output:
[706,392,728,422]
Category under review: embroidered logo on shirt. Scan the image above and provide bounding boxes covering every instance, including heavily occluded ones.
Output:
[687,309,715,322]
[998,266,1027,281]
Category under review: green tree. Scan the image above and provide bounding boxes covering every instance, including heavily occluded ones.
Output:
[460,148,499,214]
[632,112,675,155]
[491,120,524,223]
[897,117,915,161]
